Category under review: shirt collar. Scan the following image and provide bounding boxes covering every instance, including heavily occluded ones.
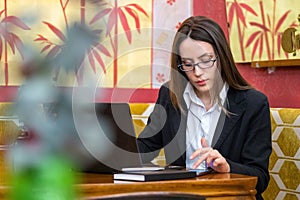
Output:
[183,82,229,110]
[183,82,201,108]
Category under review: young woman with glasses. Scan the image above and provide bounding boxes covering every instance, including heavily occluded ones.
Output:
[137,16,271,200]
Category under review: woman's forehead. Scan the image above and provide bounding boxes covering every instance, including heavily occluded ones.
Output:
[179,38,214,58]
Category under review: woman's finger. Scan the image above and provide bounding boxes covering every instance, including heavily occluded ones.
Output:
[206,150,219,165]
[206,152,230,172]
[190,146,212,159]
[189,148,203,159]
[192,153,208,169]
[201,137,209,148]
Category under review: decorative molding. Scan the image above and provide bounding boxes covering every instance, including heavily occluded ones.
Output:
[251,59,300,68]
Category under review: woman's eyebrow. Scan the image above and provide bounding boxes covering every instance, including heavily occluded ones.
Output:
[197,53,214,59]
[181,53,214,61]
[181,57,193,61]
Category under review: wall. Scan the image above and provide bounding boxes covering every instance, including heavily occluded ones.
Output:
[238,64,300,108]
[195,0,300,108]
[0,0,299,108]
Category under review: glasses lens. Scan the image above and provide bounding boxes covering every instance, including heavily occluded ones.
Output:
[181,63,194,71]
[201,60,215,68]
[179,57,217,72]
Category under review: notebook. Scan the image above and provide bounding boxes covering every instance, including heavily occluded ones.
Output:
[73,102,144,173]
[113,169,197,182]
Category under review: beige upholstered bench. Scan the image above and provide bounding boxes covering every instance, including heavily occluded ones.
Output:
[0,103,299,199]
[129,103,300,199]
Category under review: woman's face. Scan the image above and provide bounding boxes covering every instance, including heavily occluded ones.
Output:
[179,37,219,99]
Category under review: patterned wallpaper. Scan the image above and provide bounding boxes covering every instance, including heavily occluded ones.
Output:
[0,0,192,90]
[225,0,300,62]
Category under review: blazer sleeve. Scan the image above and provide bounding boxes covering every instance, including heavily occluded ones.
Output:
[227,90,272,195]
[137,84,170,163]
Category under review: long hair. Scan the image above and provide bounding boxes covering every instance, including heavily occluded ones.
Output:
[169,16,252,111]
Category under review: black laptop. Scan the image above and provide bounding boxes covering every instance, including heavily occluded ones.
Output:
[71,102,143,173]
[45,102,212,175]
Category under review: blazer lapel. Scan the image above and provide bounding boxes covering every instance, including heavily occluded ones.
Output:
[168,101,188,165]
[213,88,247,149]
[175,102,188,164]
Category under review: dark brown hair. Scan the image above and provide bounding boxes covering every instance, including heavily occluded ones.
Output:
[169,16,252,110]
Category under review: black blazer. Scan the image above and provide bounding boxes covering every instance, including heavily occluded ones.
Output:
[137,82,272,198]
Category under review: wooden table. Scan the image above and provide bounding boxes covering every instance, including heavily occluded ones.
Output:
[0,172,257,199]
[76,172,257,199]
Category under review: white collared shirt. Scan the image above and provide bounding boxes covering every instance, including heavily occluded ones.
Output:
[183,82,228,169]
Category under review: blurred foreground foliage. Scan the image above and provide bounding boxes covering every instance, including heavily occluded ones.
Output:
[8,20,102,200]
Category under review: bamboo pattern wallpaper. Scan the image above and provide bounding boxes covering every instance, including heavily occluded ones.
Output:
[226,0,300,62]
[0,0,192,89]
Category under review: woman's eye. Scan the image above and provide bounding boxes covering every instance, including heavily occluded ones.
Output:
[201,60,210,64]
[184,63,193,67]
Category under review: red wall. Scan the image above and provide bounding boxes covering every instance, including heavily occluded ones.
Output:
[194,0,300,108]
[237,64,300,108]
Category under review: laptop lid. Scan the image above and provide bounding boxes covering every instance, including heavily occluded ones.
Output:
[74,102,143,173]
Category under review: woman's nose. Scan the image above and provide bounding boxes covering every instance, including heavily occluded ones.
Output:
[193,64,204,76]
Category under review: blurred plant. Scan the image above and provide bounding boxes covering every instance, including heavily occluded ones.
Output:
[34,0,111,84]
[0,0,30,85]
[9,21,104,200]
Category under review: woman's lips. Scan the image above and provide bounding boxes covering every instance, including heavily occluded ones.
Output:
[196,80,206,86]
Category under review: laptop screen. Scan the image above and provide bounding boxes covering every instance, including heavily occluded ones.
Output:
[94,103,138,153]
[73,102,143,173]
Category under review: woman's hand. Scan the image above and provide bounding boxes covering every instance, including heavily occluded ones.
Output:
[189,137,230,173]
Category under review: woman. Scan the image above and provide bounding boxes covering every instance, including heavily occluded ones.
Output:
[137,16,272,199]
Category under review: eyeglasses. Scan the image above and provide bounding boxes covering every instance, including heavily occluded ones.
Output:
[177,56,218,72]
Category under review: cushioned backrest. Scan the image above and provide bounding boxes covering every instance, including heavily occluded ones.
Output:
[263,108,300,200]
[129,104,300,199]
